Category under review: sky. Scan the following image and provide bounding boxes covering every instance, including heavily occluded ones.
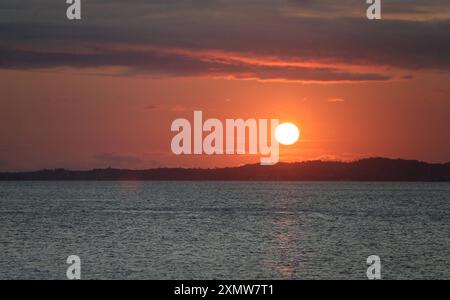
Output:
[0,0,449,171]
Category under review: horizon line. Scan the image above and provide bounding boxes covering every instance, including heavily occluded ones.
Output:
[2,157,450,174]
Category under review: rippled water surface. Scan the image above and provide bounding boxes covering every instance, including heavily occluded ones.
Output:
[0,181,449,279]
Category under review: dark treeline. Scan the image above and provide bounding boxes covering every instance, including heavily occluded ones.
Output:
[1,158,449,181]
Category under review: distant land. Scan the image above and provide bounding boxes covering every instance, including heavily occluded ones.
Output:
[1,158,450,181]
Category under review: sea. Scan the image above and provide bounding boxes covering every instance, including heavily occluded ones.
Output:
[0,181,448,280]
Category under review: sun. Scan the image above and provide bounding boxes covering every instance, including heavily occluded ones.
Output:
[275,123,300,145]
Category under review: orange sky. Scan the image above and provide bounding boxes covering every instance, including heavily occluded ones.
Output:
[0,68,448,171]
[0,1,449,170]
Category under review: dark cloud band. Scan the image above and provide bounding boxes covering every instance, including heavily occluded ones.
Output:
[0,0,449,81]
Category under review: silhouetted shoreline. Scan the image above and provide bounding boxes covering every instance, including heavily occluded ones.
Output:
[1,158,449,182]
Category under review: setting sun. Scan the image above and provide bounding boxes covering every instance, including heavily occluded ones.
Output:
[275,123,300,145]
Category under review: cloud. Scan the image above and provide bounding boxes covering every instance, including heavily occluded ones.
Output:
[327,98,345,103]
[287,0,450,21]
[0,0,449,81]
[143,105,163,111]
[0,46,391,82]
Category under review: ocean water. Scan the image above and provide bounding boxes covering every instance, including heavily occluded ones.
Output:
[0,181,448,280]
